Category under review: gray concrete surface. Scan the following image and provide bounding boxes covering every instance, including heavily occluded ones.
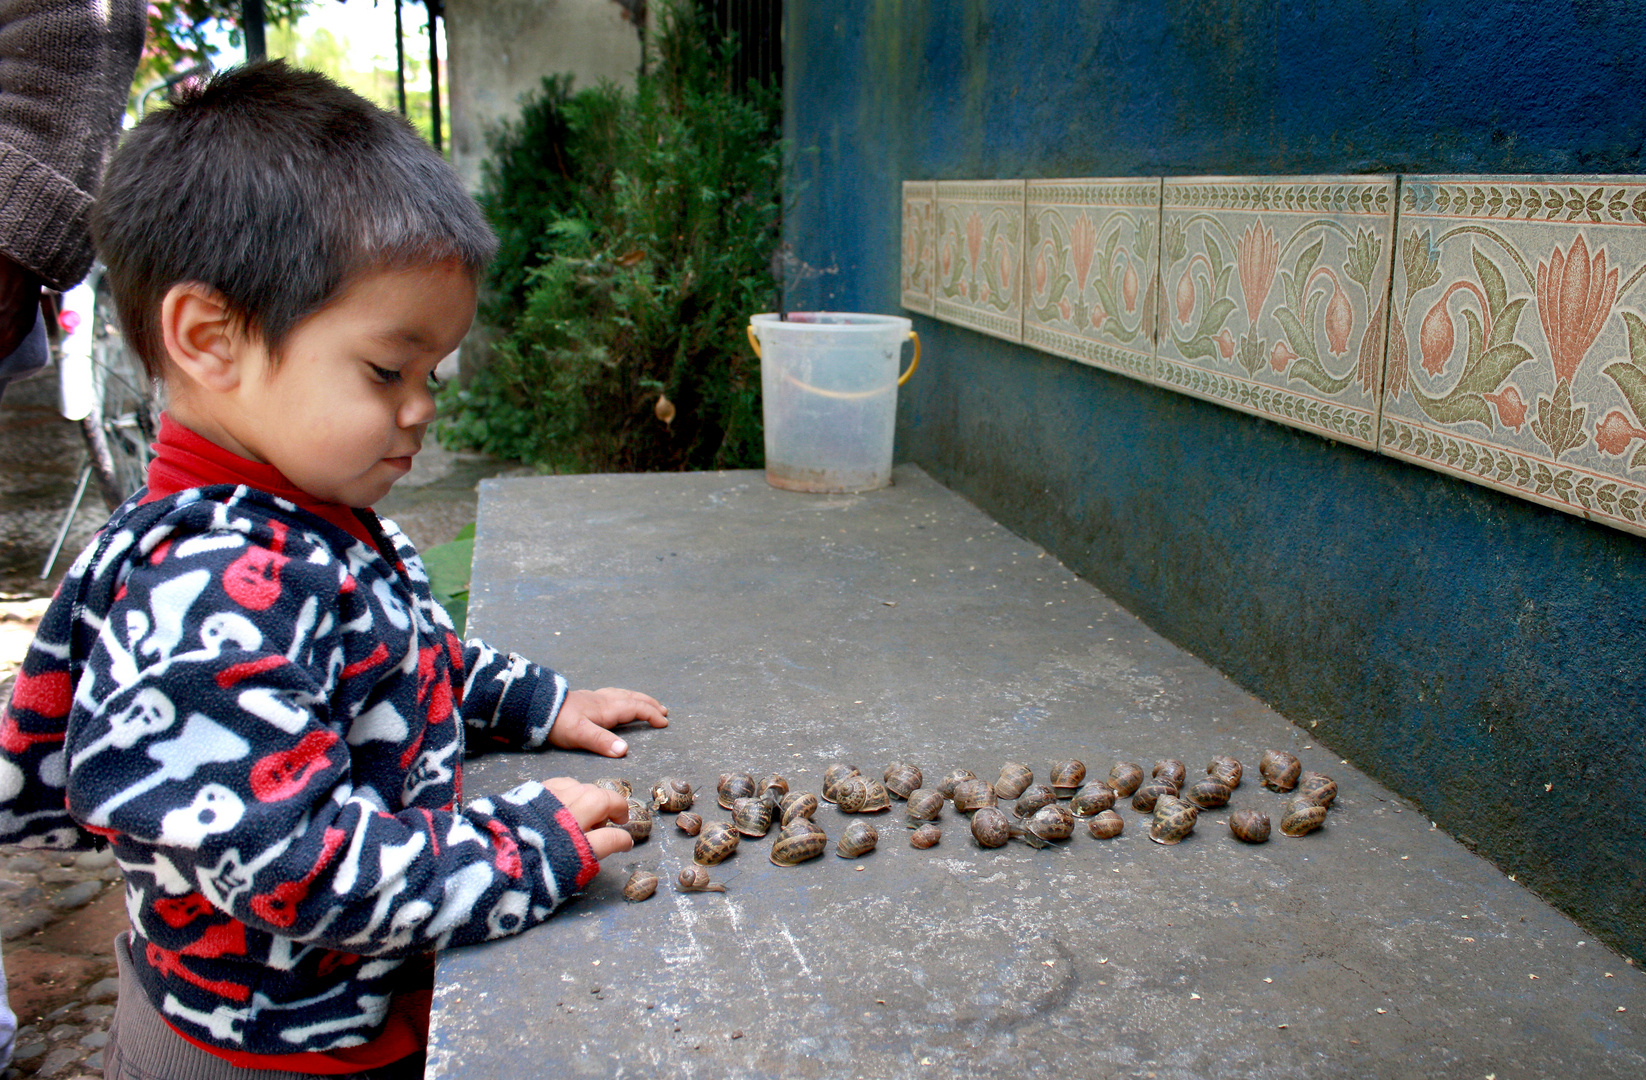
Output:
[430,466,1644,1079]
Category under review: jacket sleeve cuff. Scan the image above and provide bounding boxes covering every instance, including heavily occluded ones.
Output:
[0,144,93,289]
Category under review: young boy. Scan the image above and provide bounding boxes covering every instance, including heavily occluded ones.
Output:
[0,62,666,1078]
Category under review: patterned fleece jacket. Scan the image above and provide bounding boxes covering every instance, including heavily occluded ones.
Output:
[0,484,600,1055]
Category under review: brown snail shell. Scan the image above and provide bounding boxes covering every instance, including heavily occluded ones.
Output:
[951,778,998,814]
[770,826,827,865]
[1048,760,1087,797]
[1208,755,1243,788]
[731,796,773,838]
[910,823,941,849]
[836,821,879,858]
[675,811,703,836]
[595,778,632,798]
[676,865,727,892]
[717,772,757,809]
[1087,809,1124,839]
[1152,759,1187,787]
[820,764,862,803]
[693,822,740,865]
[779,791,819,825]
[650,778,695,812]
[905,788,944,825]
[970,806,1011,848]
[883,763,923,799]
[836,775,891,813]
[1260,749,1302,792]
[1280,796,1327,837]
[621,799,653,842]
[622,868,659,901]
[1108,762,1144,797]
[757,773,789,800]
[858,778,893,813]
[1013,784,1058,819]
[1131,779,1179,814]
[779,816,824,841]
[1068,780,1117,817]
[1295,772,1337,807]
[1149,799,1199,845]
[994,762,1034,800]
[1228,808,1270,843]
[1183,777,1232,809]
[1017,803,1075,848]
[937,769,977,800]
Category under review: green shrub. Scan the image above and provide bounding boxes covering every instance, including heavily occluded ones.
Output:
[437,2,781,472]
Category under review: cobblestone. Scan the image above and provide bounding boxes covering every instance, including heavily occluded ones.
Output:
[34,1047,83,1077]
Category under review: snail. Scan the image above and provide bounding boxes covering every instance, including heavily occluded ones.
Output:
[779,791,820,825]
[1068,780,1117,817]
[1130,779,1178,814]
[1048,760,1087,798]
[1259,749,1301,792]
[1149,798,1199,845]
[771,826,828,865]
[676,811,703,836]
[1295,772,1337,808]
[779,816,824,841]
[836,821,879,858]
[1182,777,1232,809]
[1280,796,1327,837]
[717,772,757,809]
[1152,760,1187,787]
[693,822,740,865]
[1014,803,1075,848]
[650,778,695,812]
[951,778,998,814]
[731,797,773,838]
[820,763,862,803]
[910,823,941,849]
[595,778,632,798]
[837,776,891,814]
[757,773,790,800]
[621,799,653,842]
[1108,762,1144,797]
[937,769,977,800]
[1208,755,1243,788]
[994,762,1033,801]
[1227,808,1270,843]
[970,806,1011,849]
[1013,784,1058,819]
[905,788,944,826]
[676,865,727,893]
[883,763,923,800]
[622,869,659,901]
[1087,809,1124,839]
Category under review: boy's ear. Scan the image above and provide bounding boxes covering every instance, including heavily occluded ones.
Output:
[160,283,246,391]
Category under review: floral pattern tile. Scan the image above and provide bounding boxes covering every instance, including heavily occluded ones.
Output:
[933,180,1025,342]
[1022,179,1161,383]
[1379,176,1646,535]
[901,181,936,315]
[1155,177,1397,449]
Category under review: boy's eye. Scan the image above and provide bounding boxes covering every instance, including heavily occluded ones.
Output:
[370,364,402,384]
[426,371,442,392]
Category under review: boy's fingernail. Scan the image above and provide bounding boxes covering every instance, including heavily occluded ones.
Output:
[611,739,628,755]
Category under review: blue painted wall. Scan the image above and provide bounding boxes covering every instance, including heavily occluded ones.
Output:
[782,0,1646,958]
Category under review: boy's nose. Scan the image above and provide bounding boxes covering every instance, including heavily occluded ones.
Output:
[401,386,437,428]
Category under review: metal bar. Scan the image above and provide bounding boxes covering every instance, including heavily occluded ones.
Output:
[41,464,91,579]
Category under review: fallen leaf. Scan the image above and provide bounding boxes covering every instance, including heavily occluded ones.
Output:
[1528,973,1539,980]
[875,999,886,1005]
[1401,855,1409,861]
[1606,972,1615,978]
[617,248,647,267]
[1545,782,1553,792]
[1376,1008,1387,1014]
[1190,993,1201,1000]
[1463,937,1476,943]
[881,600,897,607]
[1277,1023,1288,1029]
[1042,960,1056,968]
[1620,1006,1628,1013]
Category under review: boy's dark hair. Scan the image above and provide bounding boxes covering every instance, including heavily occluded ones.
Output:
[92,60,497,378]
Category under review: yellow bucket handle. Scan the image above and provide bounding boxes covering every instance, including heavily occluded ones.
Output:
[746,325,921,401]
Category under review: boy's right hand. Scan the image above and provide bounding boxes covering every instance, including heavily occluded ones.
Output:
[545,778,635,860]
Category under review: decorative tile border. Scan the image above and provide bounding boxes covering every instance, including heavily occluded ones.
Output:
[900,181,936,315]
[1023,179,1161,384]
[932,181,1025,343]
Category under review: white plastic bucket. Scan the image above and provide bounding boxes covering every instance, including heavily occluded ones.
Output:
[748,312,920,493]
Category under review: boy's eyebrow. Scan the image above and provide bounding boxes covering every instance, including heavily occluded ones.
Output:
[368,327,436,349]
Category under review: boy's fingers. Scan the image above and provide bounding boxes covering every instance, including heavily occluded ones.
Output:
[543,779,628,829]
[580,722,628,758]
[585,826,634,860]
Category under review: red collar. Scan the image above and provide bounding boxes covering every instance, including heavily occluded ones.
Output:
[144,413,380,548]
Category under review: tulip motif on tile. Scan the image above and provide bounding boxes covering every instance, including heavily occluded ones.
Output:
[1237,221,1278,324]
[1483,385,1528,431]
[1023,195,1155,351]
[1530,234,1617,459]
[1070,211,1098,295]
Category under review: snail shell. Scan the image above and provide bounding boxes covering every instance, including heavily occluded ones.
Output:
[623,869,659,901]
[1228,808,1270,843]
[1068,780,1117,817]
[1152,759,1187,787]
[717,772,757,809]
[1280,796,1327,837]
[676,811,703,836]
[857,778,893,813]
[779,791,820,825]
[883,763,923,800]
[1183,777,1232,809]
[905,788,944,825]
[994,762,1034,800]
[693,822,740,865]
[757,773,790,800]
[970,806,1011,849]
[1208,755,1243,788]
[1013,784,1058,819]
[836,821,879,858]
[676,865,727,892]
[1108,762,1144,797]
[1259,749,1302,792]
[770,827,827,865]
[621,799,653,841]
[1048,760,1087,797]
[595,778,632,798]
[1131,779,1179,814]
[650,778,695,812]
[1149,799,1199,845]
[731,796,773,838]
[951,778,998,814]
[820,763,862,803]
[910,823,941,849]
[779,816,825,841]
[937,769,977,800]
[1019,803,1074,847]
[1295,772,1337,808]
[836,775,890,813]
[1087,809,1124,839]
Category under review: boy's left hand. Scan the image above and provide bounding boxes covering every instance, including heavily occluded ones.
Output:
[549,687,669,757]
